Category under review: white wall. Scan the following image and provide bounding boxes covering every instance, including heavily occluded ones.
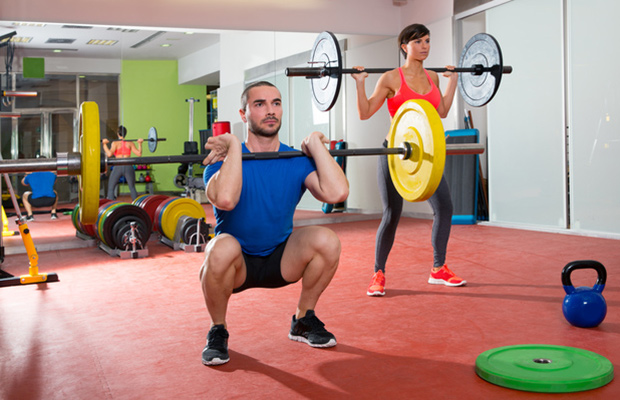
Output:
[178,43,220,85]
[486,0,566,229]
[7,56,121,75]
[215,31,319,143]
[566,0,620,236]
[344,38,394,213]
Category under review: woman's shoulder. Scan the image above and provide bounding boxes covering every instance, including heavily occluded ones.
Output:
[379,68,401,84]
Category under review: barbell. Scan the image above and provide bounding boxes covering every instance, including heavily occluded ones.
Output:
[0,100,484,225]
[285,31,513,111]
[101,127,166,153]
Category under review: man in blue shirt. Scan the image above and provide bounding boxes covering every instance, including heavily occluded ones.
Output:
[21,171,59,221]
[200,81,349,366]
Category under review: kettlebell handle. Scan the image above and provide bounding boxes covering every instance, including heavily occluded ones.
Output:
[561,260,607,288]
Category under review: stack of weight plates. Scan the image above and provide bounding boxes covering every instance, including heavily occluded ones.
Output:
[72,199,113,238]
[94,201,152,250]
[152,197,206,241]
[132,194,171,230]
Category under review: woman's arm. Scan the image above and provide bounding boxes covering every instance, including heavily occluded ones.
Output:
[102,139,115,158]
[431,67,458,118]
[131,139,143,157]
[351,68,397,120]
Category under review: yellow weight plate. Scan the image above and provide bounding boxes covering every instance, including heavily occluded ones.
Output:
[78,101,101,225]
[161,198,206,240]
[387,99,446,202]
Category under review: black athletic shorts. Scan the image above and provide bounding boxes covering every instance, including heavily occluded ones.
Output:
[233,237,291,293]
[30,196,56,207]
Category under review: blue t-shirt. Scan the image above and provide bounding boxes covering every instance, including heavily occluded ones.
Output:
[203,142,316,256]
[24,172,56,199]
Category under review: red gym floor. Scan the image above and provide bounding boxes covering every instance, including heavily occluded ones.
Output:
[0,200,619,399]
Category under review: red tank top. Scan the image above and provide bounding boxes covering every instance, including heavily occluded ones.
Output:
[387,68,441,117]
[114,140,131,156]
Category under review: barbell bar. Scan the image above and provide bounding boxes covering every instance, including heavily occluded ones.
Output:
[0,100,485,224]
[0,140,482,173]
[101,127,165,153]
[102,138,166,143]
[287,65,513,79]
[285,31,513,111]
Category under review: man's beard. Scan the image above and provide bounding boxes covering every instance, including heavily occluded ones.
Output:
[248,117,280,138]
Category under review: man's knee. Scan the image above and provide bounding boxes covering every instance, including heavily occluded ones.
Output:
[303,228,340,282]
[202,235,242,278]
[311,228,341,262]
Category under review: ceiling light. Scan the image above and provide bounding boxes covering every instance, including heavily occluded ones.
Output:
[53,49,62,53]
[161,44,171,47]
[107,27,139,33]
[12,22,46,27]
[9,36,33,43]
[87,39,118,46]
[184,32,194,35]
[0,31,16,45]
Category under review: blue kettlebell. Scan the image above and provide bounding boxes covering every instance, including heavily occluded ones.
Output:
[561,260,607,328]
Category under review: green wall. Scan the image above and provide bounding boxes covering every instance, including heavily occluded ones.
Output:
[119,60,207,194]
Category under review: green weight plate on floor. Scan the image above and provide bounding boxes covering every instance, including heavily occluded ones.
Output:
[72,204,81,233]
[96,202,126,245]
[475,344,614,393]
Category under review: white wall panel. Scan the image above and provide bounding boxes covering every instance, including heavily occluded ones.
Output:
[567,0,620,235]
[486,0,566,228]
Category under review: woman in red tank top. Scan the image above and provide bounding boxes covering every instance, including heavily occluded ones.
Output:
[102,125,144,200]
[351,23,467,298]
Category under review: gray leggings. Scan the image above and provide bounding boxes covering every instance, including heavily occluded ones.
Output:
[107,165,138,200]
[375,142,453,271]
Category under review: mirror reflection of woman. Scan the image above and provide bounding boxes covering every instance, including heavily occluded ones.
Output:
[351,23,466,297]
[102,125,143,200]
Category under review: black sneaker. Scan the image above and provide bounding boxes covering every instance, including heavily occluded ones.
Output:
[51,213,58,220]
[26,215,34,222]
[288,310,337,348]
[202,325,230,366]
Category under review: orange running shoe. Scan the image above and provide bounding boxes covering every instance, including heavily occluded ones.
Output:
[367,270,386,296]
[428,265,466,287]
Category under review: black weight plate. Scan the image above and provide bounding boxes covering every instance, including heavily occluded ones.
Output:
[458,33,503,107]
[148,127,158,153]
[103,204,152,249]
[181,218,210,245]
[176,215,192,241]
[310,31,342,112]
[111,215,139,249]
[102,205,133,249]
[111,215,149,249]
[115,219,149,250]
